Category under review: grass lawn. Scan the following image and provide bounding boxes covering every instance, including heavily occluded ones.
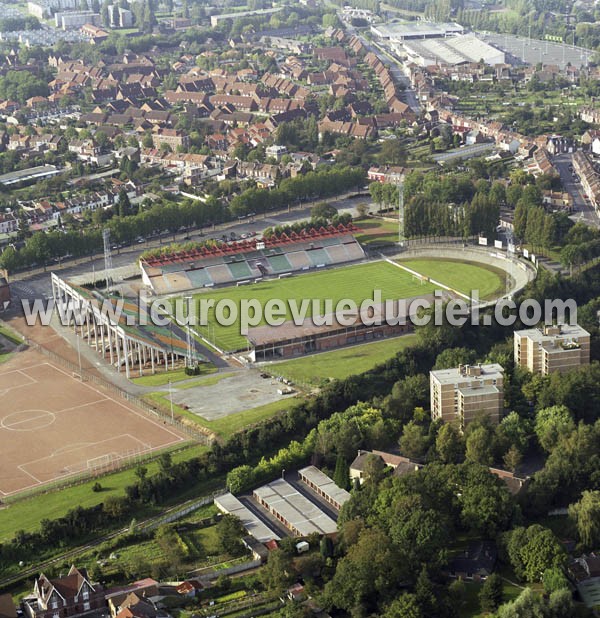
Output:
[131,364,216,386]
[144,394,296,441]
[0,322,23,346]
[354,219,401,245]
[267,334,417,386]
[0,444,209,542]
[399,258,505,300]
[175,372,234,390]
[191,261,435,351]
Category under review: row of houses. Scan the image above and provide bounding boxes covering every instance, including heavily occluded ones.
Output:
[573,150,600,211]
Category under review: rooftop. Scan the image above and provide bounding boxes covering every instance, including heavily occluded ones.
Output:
[298,465,351,507]
[253,478,338,536]
[430,363,504,386]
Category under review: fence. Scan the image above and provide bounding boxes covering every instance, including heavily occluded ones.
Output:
[140,490,226,532]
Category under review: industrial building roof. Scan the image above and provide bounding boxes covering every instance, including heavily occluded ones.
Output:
[403,34,505,66]
[253,478,338,536]
[298,465,351,508]
[214,492,280,543]
[371,21,464,40]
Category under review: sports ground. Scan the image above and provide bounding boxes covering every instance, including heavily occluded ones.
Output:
[190,258,504,351]
[0,349,186,497]
[192,261,436,351]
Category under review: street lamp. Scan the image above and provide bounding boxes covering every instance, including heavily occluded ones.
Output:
[168,379,174,422]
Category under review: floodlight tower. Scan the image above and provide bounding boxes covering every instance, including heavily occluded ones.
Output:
[102,229,113,292]
[396,173,405,247]
[505,229,515,298]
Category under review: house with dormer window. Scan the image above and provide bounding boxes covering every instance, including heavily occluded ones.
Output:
[22,566,106,618]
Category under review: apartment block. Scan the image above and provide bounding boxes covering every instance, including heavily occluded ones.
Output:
[514,324,590,375]
[430,363,504,428]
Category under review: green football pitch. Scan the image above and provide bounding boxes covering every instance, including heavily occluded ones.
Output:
[189,261,435,351]
[399,258,505,300]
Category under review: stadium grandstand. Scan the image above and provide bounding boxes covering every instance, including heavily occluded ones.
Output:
[140,224,366,295]
[51,273,207,379]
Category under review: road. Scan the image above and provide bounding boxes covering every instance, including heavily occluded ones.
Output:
[553,152,600,228]
[342,22,420,113]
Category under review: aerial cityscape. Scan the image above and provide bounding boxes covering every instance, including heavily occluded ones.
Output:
[1,0,600,615]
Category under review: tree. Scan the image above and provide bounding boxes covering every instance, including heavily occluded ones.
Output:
[333,454,350,490]
[399,420,429,460]
[435,423,465,463]
[569,490,600,549]
[382,594,422,618]
[534,405,575,453]
[543,567,569,594]
[465,425,494,466]
[479,573,503,612]
[503,445,522,472]
[380,139,406,165]
[460,464,514,537]
[324,527,400,616]
[226,464,254,493]
[118,188,132,218]
[504,525,566,582]
[310,202,336,221]
[261,549,293,592]
[216,514,246,556]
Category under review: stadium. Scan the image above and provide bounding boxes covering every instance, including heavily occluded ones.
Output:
[135,224,536,364]
[52,222,537,371]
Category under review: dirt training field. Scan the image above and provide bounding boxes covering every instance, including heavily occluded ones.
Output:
[0,349,185,497]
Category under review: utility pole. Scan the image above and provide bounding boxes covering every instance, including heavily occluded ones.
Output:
[397,175,405,247]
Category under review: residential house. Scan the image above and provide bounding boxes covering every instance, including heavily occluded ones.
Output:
[446,541,497,581]
[151,128,189,151]
[22,566,105,618]
[349,449,421,484]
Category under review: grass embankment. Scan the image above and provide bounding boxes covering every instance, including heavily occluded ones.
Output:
[144,394,296,441]
[0,444,210,541]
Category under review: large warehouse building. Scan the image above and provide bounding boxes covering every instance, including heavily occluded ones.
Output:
[371,21,464,41]
[403,34,505,66]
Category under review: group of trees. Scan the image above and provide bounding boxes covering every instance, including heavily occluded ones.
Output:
[394,172,504,239]
[0,160,361,274]
[229,166,365,217]
[0,70,49,104]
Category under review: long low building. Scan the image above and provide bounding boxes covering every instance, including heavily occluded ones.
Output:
[253,478,338,536]
[403,34,505,67]
[214,492,280,543]
[298,466,351,510]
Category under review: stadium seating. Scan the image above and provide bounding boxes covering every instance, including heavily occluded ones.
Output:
[325,244,351,264]
[286,251,313,270]
[267,254,293,273]
[187,269,213,288]
[206,264,235,285]
[228,261,253,280]
[141,231,366,294]
[307,248,332,267]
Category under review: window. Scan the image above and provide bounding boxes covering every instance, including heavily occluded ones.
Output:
[83,603,90,611]
[51,602,58,610]
[82,591,89,600]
